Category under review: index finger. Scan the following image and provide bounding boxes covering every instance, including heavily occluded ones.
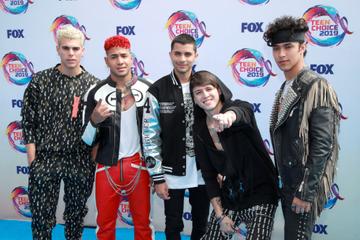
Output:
[212,114,222,121]
[95,99,103,108]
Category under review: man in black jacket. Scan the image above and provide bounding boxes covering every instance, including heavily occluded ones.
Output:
[264,16,341,239]
[82,35,153,240]
[142,34,209,240]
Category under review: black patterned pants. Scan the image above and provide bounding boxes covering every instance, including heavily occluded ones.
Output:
[28,150,95,240]
[201,203,276,240]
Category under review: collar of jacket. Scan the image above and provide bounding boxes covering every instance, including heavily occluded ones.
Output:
[170,70,195,86]
[105,74,138,88]
[53,63,87,78]
[270,68,309,131]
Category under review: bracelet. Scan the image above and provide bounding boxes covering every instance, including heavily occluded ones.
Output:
[89,118,98,127]
[215,214,226,225]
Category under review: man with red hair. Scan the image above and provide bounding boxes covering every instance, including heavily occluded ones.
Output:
[82,35,153,240]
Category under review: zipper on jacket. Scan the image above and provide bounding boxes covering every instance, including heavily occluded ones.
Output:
[273,95,301,132]
[278,175,283,189]
[272,93,301,191]
[115,90,123,181]
[270,134,283,190]
[298,167,309,199]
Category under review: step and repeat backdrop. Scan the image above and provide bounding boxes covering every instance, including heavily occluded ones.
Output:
[1,0,359,239]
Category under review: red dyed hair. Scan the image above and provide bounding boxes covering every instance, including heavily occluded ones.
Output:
[104,35,131,51]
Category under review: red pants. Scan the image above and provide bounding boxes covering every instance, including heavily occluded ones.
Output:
[95,153,153,240]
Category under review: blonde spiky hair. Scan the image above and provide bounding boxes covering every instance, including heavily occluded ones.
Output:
[56,24,85,46]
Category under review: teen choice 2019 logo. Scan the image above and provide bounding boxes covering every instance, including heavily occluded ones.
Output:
[11,186,32,218]
[109,0,141,10]
[263,139,274,156]
[7,121,26,153]
[229,48,276,87]
[0,0,33,14]
[132,53,148,78]
[239,0,269,5]
[50,15,90,42]
[339,103,348,120]
[324,183,344,209]
[118,196,134,225]
[166,10,210,48]
[2,52,34,86]
[303,5,353,47]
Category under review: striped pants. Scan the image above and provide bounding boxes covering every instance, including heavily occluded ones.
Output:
[201,203,277,240]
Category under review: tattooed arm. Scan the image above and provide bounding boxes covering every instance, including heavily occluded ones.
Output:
[211,197,224,218]
[210,197,235,234]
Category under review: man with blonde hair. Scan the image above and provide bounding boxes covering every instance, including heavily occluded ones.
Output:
[21,24,99,239]
[56,24,85,44]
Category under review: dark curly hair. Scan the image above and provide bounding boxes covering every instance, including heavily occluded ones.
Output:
[263,16,309,46]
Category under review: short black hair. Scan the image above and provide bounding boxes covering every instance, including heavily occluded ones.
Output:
[171,34,197,52]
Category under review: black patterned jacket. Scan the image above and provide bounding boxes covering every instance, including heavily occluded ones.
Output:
[21,64,99,153]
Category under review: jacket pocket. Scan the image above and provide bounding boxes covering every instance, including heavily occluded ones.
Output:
[283,139,303,168]
[221,176,246,209]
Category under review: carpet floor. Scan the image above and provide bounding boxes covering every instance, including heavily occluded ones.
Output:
[0,220,190,240]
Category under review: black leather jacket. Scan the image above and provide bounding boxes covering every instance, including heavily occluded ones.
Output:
[270,69,340,206]
[82,76,151,166]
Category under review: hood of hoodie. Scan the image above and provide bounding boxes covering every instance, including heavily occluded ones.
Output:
[191,71,233,120]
